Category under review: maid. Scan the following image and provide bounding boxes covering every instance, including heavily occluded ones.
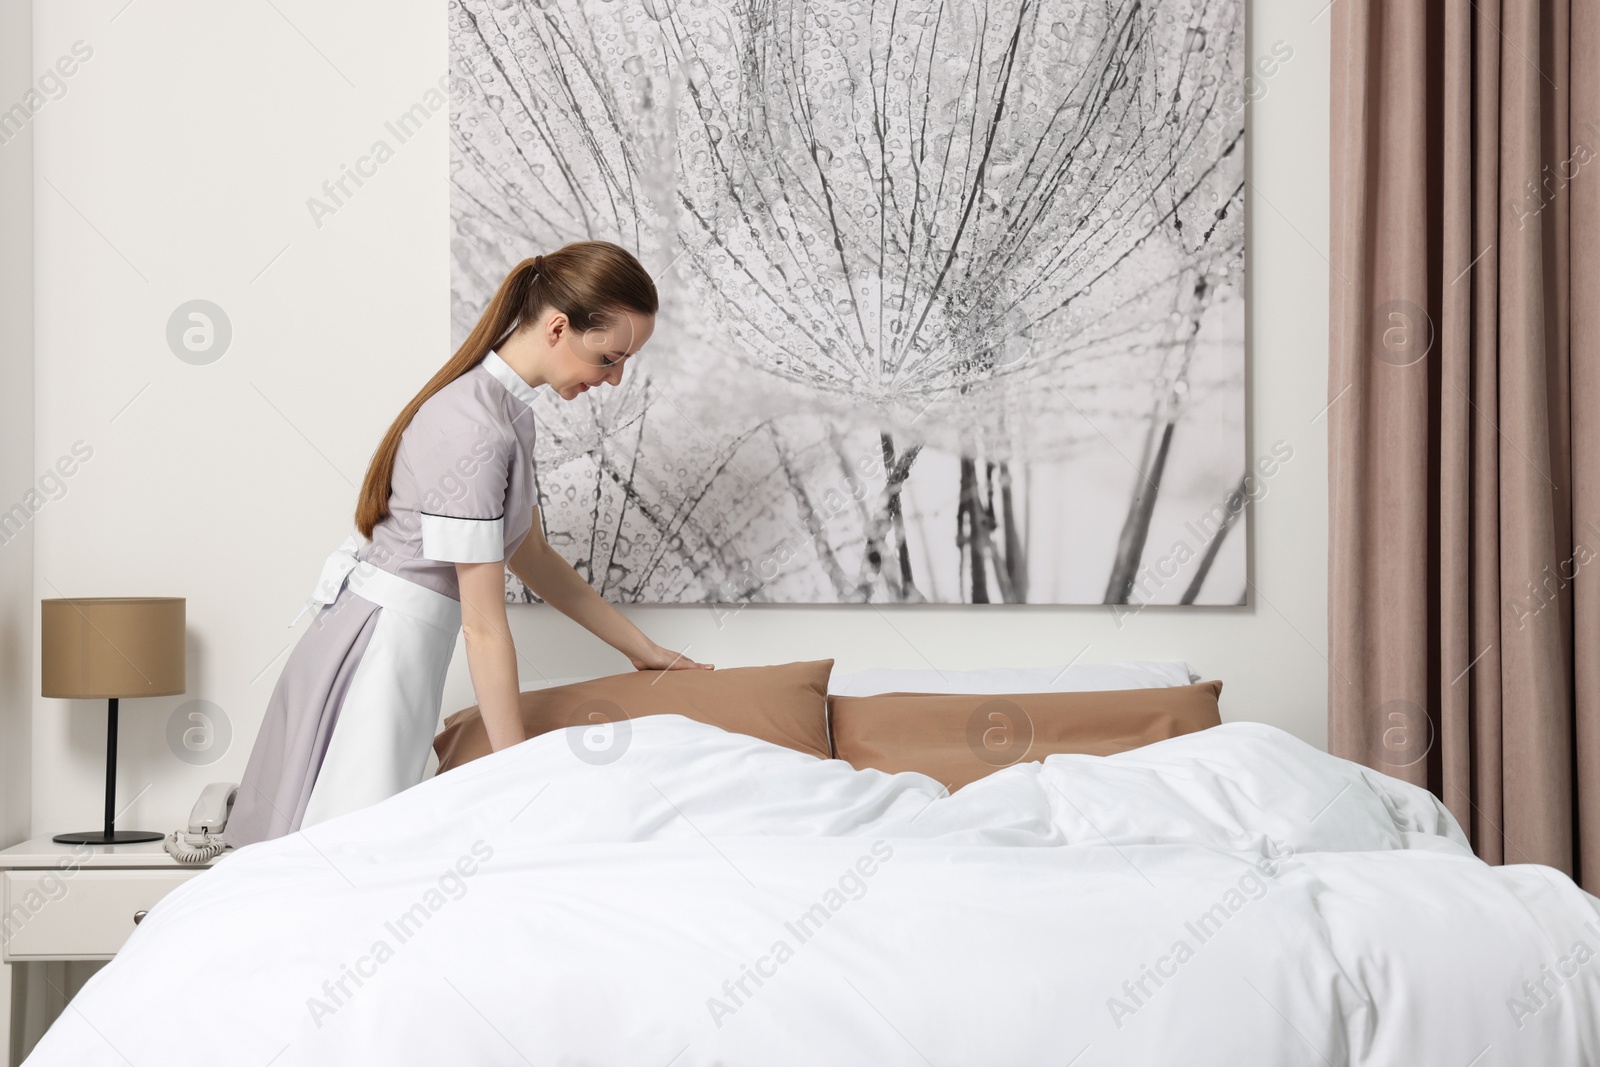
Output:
[224,240,711,848]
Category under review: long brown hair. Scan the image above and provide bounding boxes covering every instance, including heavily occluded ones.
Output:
[355,240,658,539]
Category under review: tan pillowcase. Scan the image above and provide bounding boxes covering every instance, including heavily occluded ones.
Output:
[433,659,834,772]
[829,680,1224,791]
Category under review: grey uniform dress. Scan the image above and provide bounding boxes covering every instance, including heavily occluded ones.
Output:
[224,350,544,848]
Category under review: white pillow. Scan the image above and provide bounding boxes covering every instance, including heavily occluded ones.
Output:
[827,660,1197,697]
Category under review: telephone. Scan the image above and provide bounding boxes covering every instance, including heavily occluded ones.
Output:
[163,782,237,863]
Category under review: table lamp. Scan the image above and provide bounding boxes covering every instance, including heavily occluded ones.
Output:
[41,597,186,845]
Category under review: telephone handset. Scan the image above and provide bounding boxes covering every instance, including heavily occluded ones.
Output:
[163,782,238,863]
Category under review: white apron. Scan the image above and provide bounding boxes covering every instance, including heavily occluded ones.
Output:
[293,532,463,830]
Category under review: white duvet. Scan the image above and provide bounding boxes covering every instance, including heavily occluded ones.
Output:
[26,716,1600,1066]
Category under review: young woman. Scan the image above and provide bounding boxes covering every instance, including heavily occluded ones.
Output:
[224,240,710,849]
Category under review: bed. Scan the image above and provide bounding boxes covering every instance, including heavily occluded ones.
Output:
[22,666,1600,1065]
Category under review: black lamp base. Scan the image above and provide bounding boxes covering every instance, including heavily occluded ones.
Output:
[52,829,164,845]
[58,696,164,848]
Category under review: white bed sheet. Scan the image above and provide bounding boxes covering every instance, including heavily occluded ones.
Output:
[25,716,1600,1066]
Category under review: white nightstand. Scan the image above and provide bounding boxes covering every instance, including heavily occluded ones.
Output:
[0,836,224,1066]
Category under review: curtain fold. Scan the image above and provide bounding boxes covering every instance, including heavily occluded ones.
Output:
[1330,0,1598,891]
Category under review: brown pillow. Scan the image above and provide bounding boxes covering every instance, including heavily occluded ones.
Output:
[433,659,834,772]
[828,680,1224,791]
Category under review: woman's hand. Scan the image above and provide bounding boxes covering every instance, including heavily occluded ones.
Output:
[629,643,714,672]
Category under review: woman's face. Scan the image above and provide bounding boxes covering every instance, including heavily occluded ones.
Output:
[544,307,655,401]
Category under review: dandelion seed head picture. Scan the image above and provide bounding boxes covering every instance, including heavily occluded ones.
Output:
[450,0,1246,605]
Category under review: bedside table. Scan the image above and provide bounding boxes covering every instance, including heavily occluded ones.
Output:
[0,836,224,1066]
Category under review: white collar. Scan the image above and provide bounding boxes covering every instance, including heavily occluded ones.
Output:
[481,349,544,411]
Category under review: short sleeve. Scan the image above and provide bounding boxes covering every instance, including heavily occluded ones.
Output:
[411,427,511,563]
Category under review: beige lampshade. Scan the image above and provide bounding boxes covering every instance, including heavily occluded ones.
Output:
[41,597,186,699]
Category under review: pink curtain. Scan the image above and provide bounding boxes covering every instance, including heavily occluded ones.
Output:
[1329,0,1599,890]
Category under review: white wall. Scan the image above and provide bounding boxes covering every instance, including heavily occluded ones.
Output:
[2,0,35,849]
[25,0,1331,837]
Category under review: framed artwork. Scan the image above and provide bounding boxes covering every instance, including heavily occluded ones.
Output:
[450,0,1247,605]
